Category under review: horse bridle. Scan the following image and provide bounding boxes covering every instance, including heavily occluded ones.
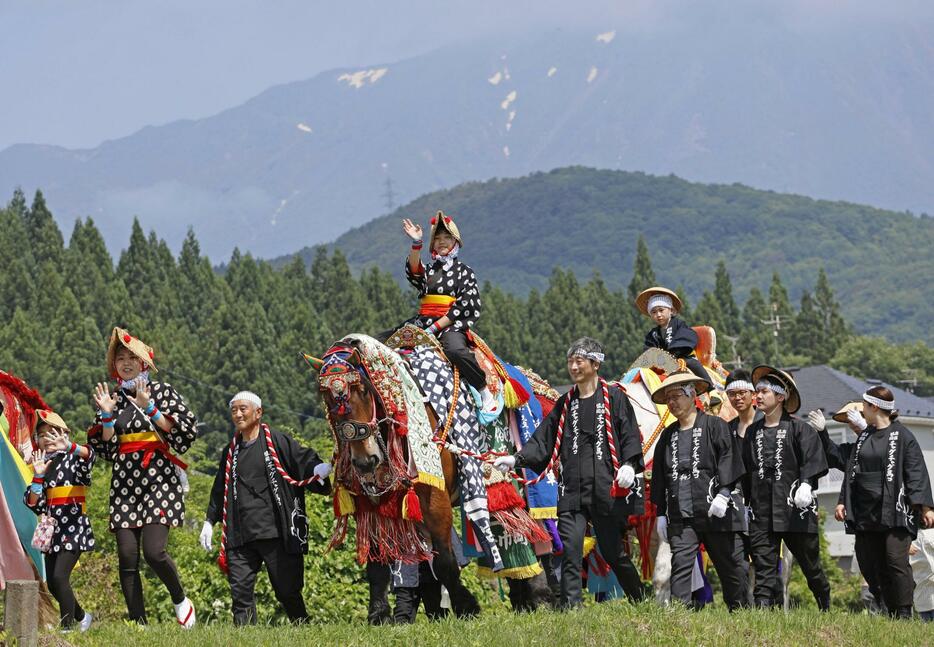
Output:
[318,351,402,497]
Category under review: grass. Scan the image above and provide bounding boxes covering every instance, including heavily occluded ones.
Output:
[30,601,932,647]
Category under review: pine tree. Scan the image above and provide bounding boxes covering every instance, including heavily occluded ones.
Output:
[767,273,795,362]
[693,290,725,333]
[0,208,37,319]
[0,308,45,387]
[813,268,849,361]
[43,287,104,426]
[790,290,823,365]
[25,190,65,270]
[627,235,657,302]
[713,260,741,335]
[738,287,775,367]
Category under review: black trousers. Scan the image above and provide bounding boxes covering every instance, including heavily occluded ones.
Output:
[557,508,645,608]
[393,562,447,624]
[748,529,830,609]
[438,330,487,391]
[45,551,86,627]
[227,538,307,625]
[669,524,748,611]
[115,524,185,623]
[854,529,914,614]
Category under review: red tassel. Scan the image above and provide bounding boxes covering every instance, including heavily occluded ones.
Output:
[402,487,422,522]
[217,553,229,574]
[506,376,531,404]
[610,482,630,499]
[486,480,526,513]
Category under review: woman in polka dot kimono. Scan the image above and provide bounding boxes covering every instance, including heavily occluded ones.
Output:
[87,327,199,628]
[400,211,497,412]
[24,411,95,632]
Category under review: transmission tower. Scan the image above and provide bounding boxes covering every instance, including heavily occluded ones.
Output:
[382,176,396,213]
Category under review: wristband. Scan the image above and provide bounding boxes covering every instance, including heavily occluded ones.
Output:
[144,400,156,415]
[32,474,45,484]
[427,321,442,335]
[69,442,79,456]
[150,410,163,423]
[100,411,114,422]
[102,419,116,428]
[29,482,43,495]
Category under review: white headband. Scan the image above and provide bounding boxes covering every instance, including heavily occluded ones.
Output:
[756,380,786,397]
[647,294,674,313]
[567,347,604,362]
[725,380,755,393]
[863,393,894,411]
[229,391,262,409]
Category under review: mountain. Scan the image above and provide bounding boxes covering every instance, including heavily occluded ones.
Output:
[304,167,934,344]
[2,19,933,258]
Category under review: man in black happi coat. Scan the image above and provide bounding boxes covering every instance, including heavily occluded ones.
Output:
[494,337,646,608]
[743,366,831,610]
[201,391,331,625]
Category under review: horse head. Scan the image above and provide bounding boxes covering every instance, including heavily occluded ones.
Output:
[305,343,395,496]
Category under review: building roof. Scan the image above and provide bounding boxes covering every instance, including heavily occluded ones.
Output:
[790,365,934,419]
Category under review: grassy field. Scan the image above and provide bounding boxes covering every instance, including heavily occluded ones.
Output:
[13,601,930,647]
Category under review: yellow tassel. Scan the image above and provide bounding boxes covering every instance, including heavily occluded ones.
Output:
[334,484,355,517]
[502,380,521,409]
[475,562,543,580]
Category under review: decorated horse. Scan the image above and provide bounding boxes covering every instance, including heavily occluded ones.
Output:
[304,326,557,622]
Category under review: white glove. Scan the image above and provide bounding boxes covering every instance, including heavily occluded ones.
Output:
[493,455,516,474]
[846,408,868,431]
[314,462,332,480]
[793,482,814,509]
[199,521,213,552]
[615,464,636,489]
[807,410,826,432]
[708,493,730,518]
[656,515,668,543]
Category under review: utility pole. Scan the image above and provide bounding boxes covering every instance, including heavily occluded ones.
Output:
[721,334,743,370]
[760,302,790,366]
[382,176,396,214]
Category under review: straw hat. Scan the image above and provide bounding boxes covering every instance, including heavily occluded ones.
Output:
[106,327,157,378]
[429,210,462,248]
[34,409,69,434]
[832,401,863,424]
[635,286,684,316]
[650,371,711,404]
[751,365,800,414]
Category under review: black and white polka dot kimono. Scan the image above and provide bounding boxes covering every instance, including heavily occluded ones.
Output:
[403,256,487,390]
[88,381,198,530]
[23,450,96,553]
[404,256,482,332]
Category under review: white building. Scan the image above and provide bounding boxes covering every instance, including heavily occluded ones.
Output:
[792,365,934,568]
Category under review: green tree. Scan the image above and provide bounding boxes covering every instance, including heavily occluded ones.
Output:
[813,268,849,362]
[713,260,741,335]
[24,190,65,270]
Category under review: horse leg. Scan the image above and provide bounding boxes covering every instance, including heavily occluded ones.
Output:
[417,481,480,618]
[365,561,392,625]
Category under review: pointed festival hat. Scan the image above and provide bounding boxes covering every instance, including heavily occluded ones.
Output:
[34,410,70,434]
[650,370,711,404]
[635,286,684,316]
[751,365,801,414]
[429,210,462,248]
[106,327,157,378]
[832,401,863,424]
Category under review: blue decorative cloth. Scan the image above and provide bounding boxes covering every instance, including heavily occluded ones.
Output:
[501,362,558,519]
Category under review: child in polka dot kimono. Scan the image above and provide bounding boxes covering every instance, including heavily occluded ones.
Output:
[25,417,95,632]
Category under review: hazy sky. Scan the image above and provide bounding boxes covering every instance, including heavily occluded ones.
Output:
[2,0,928,152]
